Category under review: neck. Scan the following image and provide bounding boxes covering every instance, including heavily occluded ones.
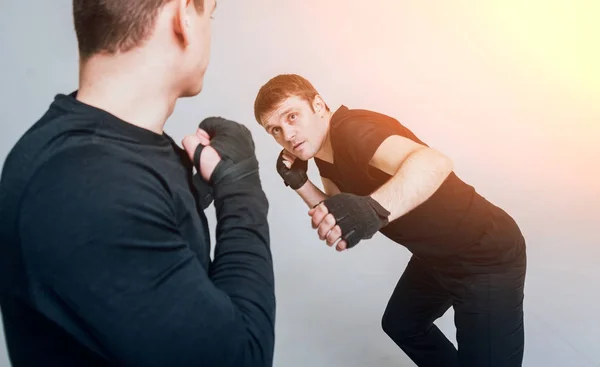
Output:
[76,52,179,135]
[314,110,335,163]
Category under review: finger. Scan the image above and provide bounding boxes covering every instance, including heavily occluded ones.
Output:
[308,201,325,216]
[182,135,202,159]
[310,204,330,229]
[283,159,292,169]
[196,134,210,146]
[317,214,337,240]
[282,151,296,162]
[336,240,348,252]
[197,128,211,140]
[325,225,342,246]
[196,128,210,142]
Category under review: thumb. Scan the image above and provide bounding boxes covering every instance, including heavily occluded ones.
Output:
[196,128,210,142]
[182,135,202,163]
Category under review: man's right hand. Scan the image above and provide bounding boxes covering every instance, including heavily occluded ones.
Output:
[276,149,308,190]
[183,117,259,185]
[182,128,221,182]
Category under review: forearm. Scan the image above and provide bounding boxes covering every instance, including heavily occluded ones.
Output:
[211,172,273,288]
[370,148,453,222]
[293,179,329,208]
[210,167,275,362]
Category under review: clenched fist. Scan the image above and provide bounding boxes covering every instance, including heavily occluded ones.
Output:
[183,117,258,185]
[182,127,221,182]
[276,149,308,190]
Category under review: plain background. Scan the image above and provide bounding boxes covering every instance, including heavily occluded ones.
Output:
[1,1,598,366]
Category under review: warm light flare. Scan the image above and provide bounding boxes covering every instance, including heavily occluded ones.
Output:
[486,0,600,103]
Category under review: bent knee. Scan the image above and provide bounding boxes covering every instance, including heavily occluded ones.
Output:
[381,309,425,342]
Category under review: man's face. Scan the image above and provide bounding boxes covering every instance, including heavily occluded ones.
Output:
[262,95,328,161]
[179,0,217,97]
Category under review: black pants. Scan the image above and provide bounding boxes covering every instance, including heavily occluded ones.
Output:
[381,253,527,367]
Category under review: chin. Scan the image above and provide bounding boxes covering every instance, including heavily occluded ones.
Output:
[180,81,204,98]
[298,150,315,161]
[178,68,206,98]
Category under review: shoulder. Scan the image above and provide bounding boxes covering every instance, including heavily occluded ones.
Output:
[24,139,173,213]
[16,142,180,285]
[7,102,180,216]
[330,106,426,148]
[328,106,427,168]
[329,106,411,135]
[2,101,115,188]
[18,140,178,257]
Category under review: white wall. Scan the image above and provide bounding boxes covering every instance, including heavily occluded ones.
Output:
[1,1,598,366]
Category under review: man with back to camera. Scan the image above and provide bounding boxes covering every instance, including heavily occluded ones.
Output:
[254,74,527,367]
[0,1,277,366]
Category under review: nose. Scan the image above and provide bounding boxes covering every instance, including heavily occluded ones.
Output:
[281,124,296,142]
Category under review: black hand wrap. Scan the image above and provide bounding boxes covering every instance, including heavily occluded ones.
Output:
[193,117,259,186]
[276,150,308,190]
[321,193,391,249]
[191,174,214,210]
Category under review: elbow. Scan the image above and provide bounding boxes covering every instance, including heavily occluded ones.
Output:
[224,313,275,367]
[429,149,453,178]
[416,146,454,175]
[441,153,454,175]
[152,317,273,367]
[201,323,276,367]
[225,324,274,367]
[242,332,275,367]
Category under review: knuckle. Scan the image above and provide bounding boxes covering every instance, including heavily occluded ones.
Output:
[327,231,339,245]
[324,214,336,226]
[318,226,328,239]
[314,212,323,222]
[311,219,319,229]
[324,227,335,240]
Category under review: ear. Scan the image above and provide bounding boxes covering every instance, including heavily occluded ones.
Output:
[312,95,326,113]
[173,0,195,47]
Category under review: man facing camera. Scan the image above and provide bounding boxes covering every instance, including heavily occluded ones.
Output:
[0,1,275,366]
[254,73,527,367]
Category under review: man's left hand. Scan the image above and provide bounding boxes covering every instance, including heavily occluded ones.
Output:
[308,204,348,251]
[309,193,391,250]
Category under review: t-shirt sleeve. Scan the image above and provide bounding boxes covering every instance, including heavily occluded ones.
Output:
[332,112,426,175]
[18,144,274,367]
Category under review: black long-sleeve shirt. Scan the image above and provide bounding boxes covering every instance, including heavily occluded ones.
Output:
[0,93,276,367]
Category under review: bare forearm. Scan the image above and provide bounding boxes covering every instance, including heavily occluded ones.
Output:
[371,148,453,221]
[294,180,329,208]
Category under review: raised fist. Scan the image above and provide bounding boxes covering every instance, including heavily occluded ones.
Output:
[276,149,308,190]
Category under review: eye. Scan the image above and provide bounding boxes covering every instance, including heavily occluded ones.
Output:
[289,113,297,121]
[272,127,281,135]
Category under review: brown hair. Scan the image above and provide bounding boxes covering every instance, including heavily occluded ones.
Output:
[73,0,204,61]
[254,74,329,126]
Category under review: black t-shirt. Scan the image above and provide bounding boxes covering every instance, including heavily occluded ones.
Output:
[0,93,275,366]
[315,105,525,269]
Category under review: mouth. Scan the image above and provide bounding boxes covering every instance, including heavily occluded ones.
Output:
[292,142,305,151]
